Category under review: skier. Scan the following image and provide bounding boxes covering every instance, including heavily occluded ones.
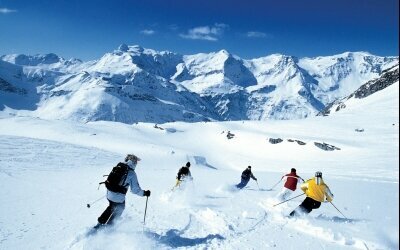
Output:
[236,166,257,189]
[277,168,304,201]
[172,162,193,190]
[289,171,333,217]
[96,154,151,228]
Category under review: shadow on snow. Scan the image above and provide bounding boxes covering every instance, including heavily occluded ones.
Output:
[145,229,224,248]
[145,214,224,247]
[316,214,368,223]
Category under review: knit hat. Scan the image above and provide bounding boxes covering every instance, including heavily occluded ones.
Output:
[186,162,191,167]
[291,168,296,173]
[315,171,322,177]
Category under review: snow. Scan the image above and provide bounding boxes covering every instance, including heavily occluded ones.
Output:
[1,46,398,122]
[176,50,255,94]
[298,52,398,104]
[0,77,398,249]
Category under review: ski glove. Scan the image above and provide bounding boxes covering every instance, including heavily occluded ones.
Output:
[143,190,151,197]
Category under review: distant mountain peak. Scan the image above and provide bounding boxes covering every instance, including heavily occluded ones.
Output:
[118,43,129,52]
[1,53,64,66]
[1,45,398,123]
[217,49,229,55]
[128,45,145,53]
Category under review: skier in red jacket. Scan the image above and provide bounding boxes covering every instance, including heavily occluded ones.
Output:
[277,168,304,201]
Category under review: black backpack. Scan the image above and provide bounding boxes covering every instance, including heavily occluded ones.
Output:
[100,162,130,194]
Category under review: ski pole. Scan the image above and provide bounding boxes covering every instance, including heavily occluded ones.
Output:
[171,179,181,191]
[256,180,261,190]
[87,195,106,208]
[330,202,348,219]
[273,193,305,207]
[269,179,282,190]
[143,196,149,225]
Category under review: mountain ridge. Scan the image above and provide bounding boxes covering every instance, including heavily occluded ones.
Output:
[319,63,399,116]
[0,45,398,123]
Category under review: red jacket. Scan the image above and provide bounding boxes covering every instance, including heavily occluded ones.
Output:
[283,172,303,191]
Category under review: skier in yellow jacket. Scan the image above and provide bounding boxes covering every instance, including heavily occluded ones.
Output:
[289,171,333,217]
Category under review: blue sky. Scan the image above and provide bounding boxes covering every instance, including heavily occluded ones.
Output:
[0,0,398,60]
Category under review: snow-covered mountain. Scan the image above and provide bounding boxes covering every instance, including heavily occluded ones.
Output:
[0,48,399,250]
[320,63,399,116]
[0,45,397,123]
[0,68,398,248]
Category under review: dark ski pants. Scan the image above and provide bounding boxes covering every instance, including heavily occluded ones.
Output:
[290,197,321,216]
[98,200,125,225]
[236,178,250,189]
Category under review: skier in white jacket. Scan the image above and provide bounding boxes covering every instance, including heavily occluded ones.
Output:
[96,154,150,227]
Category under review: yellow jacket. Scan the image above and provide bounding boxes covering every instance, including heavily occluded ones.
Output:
[301,177,334,202]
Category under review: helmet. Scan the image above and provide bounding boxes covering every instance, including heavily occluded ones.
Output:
[315,171,322,177]
[125,154,141,163]
[186,162,191,167]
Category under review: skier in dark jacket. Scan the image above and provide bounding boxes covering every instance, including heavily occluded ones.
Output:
[172,162,193,190]
[95,154,150,228]
[236,166,257,189]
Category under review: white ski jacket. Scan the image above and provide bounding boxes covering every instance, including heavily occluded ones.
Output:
[107,160,144,203]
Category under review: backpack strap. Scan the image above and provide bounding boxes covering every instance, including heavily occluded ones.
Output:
[115,162,130,188]
[121,165,130,188]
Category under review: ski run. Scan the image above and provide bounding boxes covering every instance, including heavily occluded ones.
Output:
[0,80,398,249]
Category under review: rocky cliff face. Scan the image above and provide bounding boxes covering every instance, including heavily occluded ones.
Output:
[320,64,399,115]
[352,65,399,99]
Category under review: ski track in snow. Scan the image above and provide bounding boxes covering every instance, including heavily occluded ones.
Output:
[0,136,397,250]
[0,110,398,250]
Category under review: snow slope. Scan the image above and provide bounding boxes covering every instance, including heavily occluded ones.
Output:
[322,64,399,117]
[0,73,398,249]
